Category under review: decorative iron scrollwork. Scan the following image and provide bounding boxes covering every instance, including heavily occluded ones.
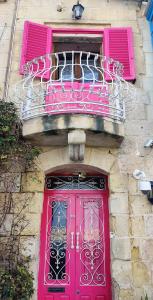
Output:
[79,198,106,286]
[45,176,106,190]
[45,197,70,285]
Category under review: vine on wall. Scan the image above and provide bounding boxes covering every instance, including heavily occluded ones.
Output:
[0,99,40,163]
[0,99,40,299]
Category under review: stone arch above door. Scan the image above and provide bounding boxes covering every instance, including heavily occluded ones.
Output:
[37,146,116,176]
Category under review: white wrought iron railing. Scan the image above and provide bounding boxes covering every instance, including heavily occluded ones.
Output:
[15,51,133,122]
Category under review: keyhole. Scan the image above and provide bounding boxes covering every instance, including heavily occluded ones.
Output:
[76,290,80,294]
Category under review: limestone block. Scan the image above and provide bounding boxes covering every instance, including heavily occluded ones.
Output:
[111,238,131,260]
[145,53,153,65]
[131,246,140,261]
[143,78,153,93]
[0,214,13,235]
[37,147,69,174]
[143,157,153,178]
[132,261,150,287]
[130,216,145,237]
[125,120,153,136]
[110,173,128,194]
[145,63,153,77]
[0,15,14,26]
[110,215,116,234]
[128,176,139,195]
[146,104,153,121]
[112,260,132,289]
[119,289,134,300]
[126,102,146,121]
[118,154,145,175]
[21,213,41,235]
[0,173,21,192]
[21,172,44,192]
[144,215,153,237]
[0,157,27,173]
[118,136,136,156]
[0,53,8,68]
[12,192,43,214]
[0,193,10,214]
[140,239,153,261]
[0,40,10,54]
[129,195,151,215]
[20,236,40,260]
[131,238,141,261]
[143,40,153,53]
[110,193,129,214]
[135,50,146,76]
[85,148,116,174]
[114,215,129,237]
[133,288,145,300]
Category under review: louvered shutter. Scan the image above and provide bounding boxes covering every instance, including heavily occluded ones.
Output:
[103,27,135,81]
[150,22,153,46]
[20,21,52,78]
[146,0,153,22]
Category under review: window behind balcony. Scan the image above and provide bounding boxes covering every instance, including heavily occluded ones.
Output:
[53,36,102,82]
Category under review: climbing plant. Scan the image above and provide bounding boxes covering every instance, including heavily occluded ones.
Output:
[0,99,40,163]
[0,99,40,299]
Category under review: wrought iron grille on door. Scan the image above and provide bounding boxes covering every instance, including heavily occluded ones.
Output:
[45,175,106,190]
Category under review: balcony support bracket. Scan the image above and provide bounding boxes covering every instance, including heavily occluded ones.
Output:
[68,130,86,161]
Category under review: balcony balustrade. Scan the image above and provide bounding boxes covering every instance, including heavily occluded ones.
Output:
[15,51,133,121]
[14,51,134,151]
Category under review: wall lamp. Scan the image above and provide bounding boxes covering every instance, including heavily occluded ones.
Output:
[72,1,84,20]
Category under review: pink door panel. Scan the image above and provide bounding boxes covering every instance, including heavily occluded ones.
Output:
[38,192,75,300]
[38,189,111,300]
[75,193,111,300]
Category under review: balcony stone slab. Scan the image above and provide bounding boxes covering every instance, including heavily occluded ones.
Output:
[22,114,124,148]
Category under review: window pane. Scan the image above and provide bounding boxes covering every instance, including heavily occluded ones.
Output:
[50,201,67,280]
[81,56,99,82]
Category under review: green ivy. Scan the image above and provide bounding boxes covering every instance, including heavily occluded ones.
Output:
[0,259,34,300]
[0,100,40,163]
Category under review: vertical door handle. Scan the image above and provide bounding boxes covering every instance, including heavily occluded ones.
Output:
[76,232,80,250]
[71,232,74,249]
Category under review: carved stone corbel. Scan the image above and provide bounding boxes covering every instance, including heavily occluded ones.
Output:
[68,130,86,161]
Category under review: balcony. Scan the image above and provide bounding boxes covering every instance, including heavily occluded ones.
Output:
[15,51,133,157]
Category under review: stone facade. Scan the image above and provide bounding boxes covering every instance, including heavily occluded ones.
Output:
[1,0,153,299]
[0,0,17,98]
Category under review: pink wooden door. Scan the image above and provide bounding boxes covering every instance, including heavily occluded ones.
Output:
[38,189,111,300]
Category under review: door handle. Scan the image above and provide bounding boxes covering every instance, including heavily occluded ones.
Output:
[71,232,74,249]
[76,232,80,250]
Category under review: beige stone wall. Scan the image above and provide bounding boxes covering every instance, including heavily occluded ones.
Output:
[0,0,17,98]
[0,0,153,299]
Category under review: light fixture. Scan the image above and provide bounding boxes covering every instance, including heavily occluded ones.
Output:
[72,1,84,20]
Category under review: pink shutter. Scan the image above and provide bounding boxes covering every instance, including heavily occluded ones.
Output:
[103,27,135,81]
[20,21,52,78]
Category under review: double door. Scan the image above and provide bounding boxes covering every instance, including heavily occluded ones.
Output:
[38,190,111,300]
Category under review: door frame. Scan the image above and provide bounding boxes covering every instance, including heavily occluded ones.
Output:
[38,179,112,300]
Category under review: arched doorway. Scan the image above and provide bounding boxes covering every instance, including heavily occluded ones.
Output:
[38,168,112,300]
